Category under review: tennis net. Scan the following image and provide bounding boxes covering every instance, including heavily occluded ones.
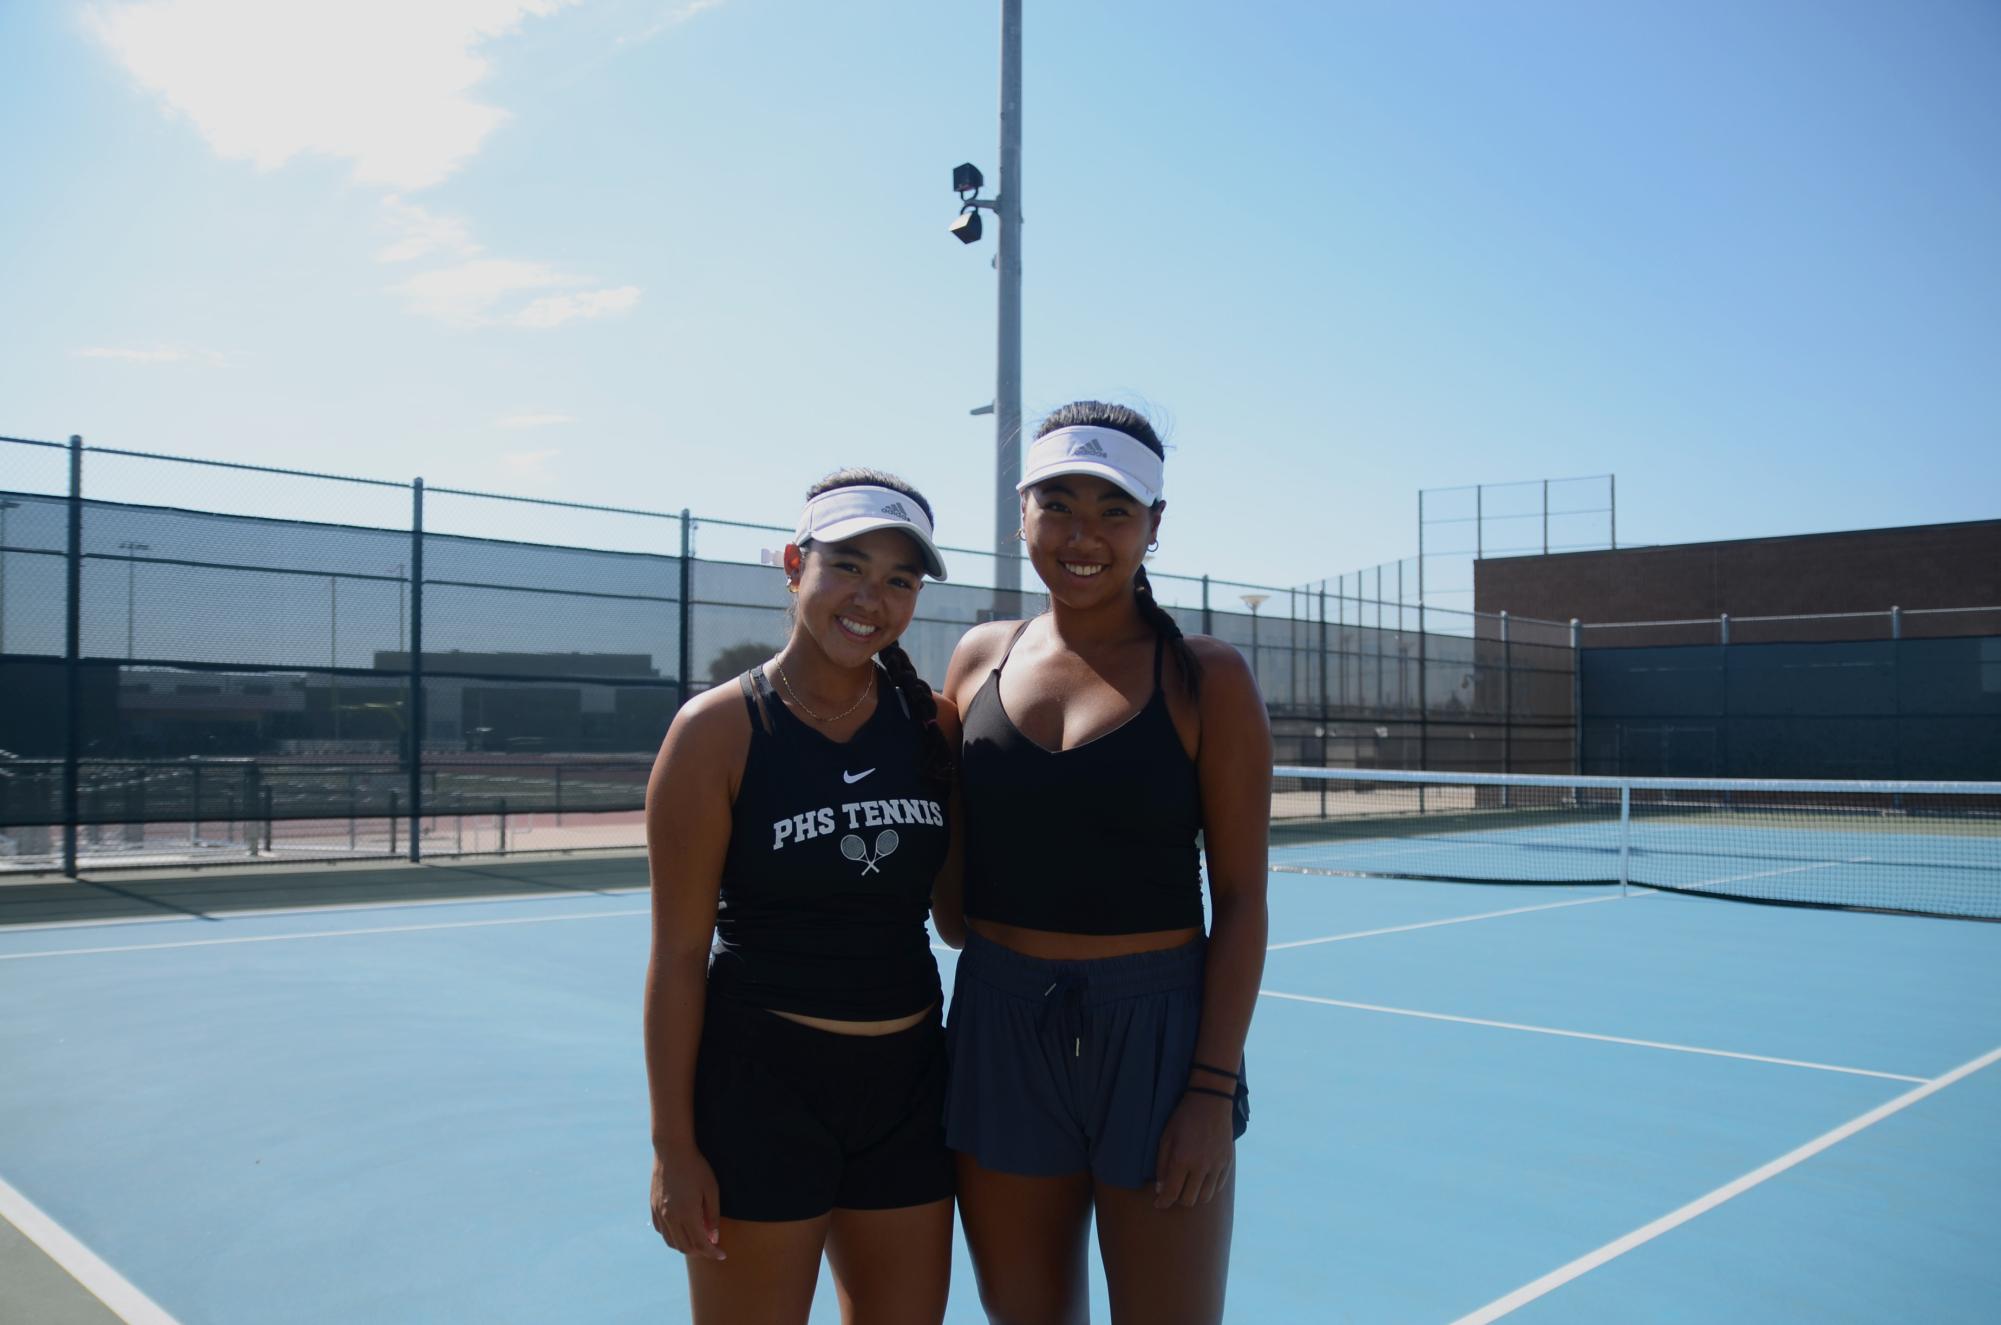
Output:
[1269,767,2001,921]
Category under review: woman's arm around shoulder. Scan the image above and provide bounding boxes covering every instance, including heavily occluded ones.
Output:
[928,689,968,948]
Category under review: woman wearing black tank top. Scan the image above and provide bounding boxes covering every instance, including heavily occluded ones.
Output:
[936,403,1273,1325]
[644,470,962,1325]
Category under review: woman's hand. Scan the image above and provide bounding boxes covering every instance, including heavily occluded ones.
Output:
[1151,1088,1237,1210]
[652,1145,725,1259]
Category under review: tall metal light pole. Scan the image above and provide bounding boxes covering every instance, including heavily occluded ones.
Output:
[994,0,1023,604]
[0,499,19,655]
[117,540,151,659]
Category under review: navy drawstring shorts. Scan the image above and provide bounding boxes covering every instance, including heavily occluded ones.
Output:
[943,930,1249,1189]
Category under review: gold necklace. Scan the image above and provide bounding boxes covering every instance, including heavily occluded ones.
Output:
[774,660,874,723]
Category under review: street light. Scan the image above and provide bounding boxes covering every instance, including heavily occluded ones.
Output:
[117,541,151,659]
[0,499,20,655]
[1241,593,1269,684]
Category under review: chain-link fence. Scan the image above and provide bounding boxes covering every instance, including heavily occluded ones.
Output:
[1,434,1577,874]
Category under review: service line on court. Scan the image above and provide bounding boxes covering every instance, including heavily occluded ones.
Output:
[1266,890,1649,951]
[0,907,651,960]
[1449,1042,2001,1324]
[0,1172,182,1325]
[1257,989,1927,1083]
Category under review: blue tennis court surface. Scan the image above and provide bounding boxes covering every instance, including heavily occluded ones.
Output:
[3,860,1998,1323]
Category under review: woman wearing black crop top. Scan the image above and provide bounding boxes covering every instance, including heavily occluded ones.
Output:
[936,402,1273,1325]
[644,469,961,1325]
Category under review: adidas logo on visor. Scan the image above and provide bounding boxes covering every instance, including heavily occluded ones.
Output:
[880,500,911,520]
[1072,437,1108,458]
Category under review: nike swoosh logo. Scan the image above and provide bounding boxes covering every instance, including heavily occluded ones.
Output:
[842,768,876,784]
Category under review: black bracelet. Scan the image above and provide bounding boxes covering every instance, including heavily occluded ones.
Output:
[1183,1085,1236,1103]
[1189,1060,1241,1082]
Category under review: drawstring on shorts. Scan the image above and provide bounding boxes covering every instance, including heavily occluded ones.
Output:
[1040,971,1089,1057]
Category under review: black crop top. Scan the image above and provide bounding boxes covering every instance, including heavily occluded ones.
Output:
[960,622,1204,935]
[707,666,945,1019]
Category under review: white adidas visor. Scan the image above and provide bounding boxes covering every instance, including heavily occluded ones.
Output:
[794,485,949,582]
[1016,425,1164,507]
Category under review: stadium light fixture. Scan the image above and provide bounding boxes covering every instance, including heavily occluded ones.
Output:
[950,160,997,245]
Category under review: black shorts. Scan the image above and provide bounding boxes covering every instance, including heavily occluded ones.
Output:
[693,999,954,1222]
[944,931,1249,1189]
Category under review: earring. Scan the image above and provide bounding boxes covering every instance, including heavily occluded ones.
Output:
[1016,528,1025,542]
[1147,539,1161,551]
[787,582,799,594]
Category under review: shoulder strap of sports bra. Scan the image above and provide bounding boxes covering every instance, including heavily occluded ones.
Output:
[992,618,1035,676]
[739,667,776,735]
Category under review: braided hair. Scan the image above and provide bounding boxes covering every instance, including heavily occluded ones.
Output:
[799,468,956,785]
[1032,402,1202,698]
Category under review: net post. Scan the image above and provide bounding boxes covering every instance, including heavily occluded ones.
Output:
[1618,781,1631,896]
[1889,605,1901,641]
[1201,574,1211,636]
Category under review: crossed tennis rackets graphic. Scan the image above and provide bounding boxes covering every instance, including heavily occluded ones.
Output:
[840,830,900,875]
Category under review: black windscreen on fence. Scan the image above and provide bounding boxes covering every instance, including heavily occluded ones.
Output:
[1580,637,2001,780]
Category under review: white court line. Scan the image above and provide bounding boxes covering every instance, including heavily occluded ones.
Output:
[0,1172,182,1325]
[1258,990,1926,1083]
[0,908,651,961]
[1267,891,1649,950]
[1688,856,1867,889]
[1450,1042,2001,1324]
[0,886,651,934]
[1273,841,1464,863]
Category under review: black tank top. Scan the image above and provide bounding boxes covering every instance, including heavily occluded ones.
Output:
[707,666,946,1019]
[960,622,1204,935]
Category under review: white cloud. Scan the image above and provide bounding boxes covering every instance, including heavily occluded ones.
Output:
[377,196,482,264]
[75,345,227,365]
[87,0,580,191]
[90,0,642,332]
[392,259,639,328]
[509,285,641,328]
[494,412,573,429]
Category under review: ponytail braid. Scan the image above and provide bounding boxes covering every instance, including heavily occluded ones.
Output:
[877,641,956,785]
[1133,565,1202,698]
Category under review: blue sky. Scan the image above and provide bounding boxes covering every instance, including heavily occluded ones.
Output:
[1,0,1996,605]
